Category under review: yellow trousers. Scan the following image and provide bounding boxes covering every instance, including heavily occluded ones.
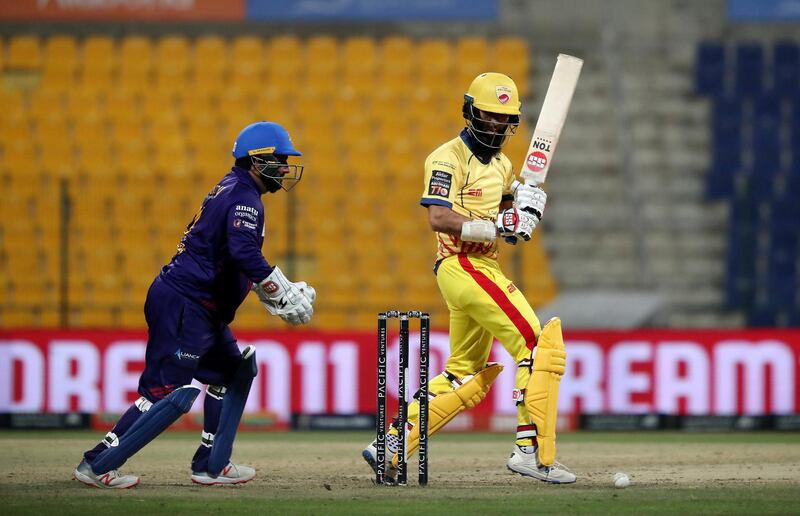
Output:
[401,253,541,444]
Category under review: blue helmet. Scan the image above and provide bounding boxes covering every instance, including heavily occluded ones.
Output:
[232,121,302,159]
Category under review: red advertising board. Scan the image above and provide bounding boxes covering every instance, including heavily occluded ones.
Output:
[0,0,244,21]
[1,329,799,422]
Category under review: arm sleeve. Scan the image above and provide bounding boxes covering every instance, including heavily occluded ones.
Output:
[226,202,273,283]
[420,150,460,209]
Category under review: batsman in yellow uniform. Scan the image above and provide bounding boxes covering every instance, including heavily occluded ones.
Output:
[362,73,575,484]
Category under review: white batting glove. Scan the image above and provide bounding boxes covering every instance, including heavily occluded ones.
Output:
[252,266,313,325]
[514,183,547,222]
[496,208,536,241]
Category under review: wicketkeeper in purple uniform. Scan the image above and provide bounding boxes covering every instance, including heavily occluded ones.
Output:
[74,122,316,488]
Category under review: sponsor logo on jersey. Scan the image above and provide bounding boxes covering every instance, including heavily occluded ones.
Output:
[496,85,512,104]
[428,170,452,198]
[263,281,279,294]
[507,282,517,294]
[234,210,257,222]
[208,185,227,198]
[466,188,482,197]
[233,219,242,228]
[174,349,200,361]
[432,160,456,170]
[235,205,259,216]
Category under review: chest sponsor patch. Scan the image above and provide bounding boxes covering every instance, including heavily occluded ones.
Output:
[234,210,257,222]
[233,218,258,231]
[428,170,453,198]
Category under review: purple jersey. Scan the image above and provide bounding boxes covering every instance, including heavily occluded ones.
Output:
[159,167,273,323]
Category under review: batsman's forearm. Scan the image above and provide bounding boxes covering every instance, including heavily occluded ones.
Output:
[426,205,471,236]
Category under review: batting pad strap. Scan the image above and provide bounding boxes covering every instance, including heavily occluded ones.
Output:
[442,370,462,389]
[392,363,503,468]
[90,385,201,475]
[516,424,537,440]
[200,431,215,448]
[517,358,532,369]
[102,432,119,448]
[207,385,227,400]
[134,396,153,412]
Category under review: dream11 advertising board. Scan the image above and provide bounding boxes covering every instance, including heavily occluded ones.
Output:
[2,329,799,429]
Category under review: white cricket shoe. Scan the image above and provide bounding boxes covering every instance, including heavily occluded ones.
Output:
[507,445,577,484]
[362,440,397,484]
[73,460,140,489]
[191,462,255,485]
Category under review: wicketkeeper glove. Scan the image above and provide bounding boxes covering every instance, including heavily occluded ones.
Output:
[252,266,314,325]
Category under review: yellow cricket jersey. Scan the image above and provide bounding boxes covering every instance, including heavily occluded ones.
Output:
[420,130,515,262]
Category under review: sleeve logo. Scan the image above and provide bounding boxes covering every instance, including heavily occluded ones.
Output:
[428,170,452,198]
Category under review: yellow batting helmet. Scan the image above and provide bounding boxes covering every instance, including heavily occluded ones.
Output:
[464,72,521,116]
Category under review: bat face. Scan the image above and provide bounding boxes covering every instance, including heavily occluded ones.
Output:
[524,134,556,175]
[520,54,583,186]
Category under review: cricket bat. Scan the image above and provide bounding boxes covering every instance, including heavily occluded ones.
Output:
[515,53,583,190]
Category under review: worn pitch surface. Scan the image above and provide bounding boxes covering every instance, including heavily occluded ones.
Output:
[1,431,798,514]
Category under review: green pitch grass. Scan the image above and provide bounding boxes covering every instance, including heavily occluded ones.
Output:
[1,431,798,515]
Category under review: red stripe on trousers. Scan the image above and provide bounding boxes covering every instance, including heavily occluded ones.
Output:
[457,253,537,350]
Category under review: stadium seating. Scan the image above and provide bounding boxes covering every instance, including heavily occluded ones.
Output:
[697,40,800,326]
[0,34,554,330]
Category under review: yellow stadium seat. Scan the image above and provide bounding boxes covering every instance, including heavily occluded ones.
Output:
[42,36,78,90]
[120,35,153,70]
[2,308,39,328]
[79,66,115,97]
[155,35,190,70]
[64,89,103,122]
[342,37,377,92]
[305,36,339,72]
[81,35,116,75]
[494,37,529,95]
[455,37,489,86]
[74,308,116,328]
[231,36,263,64]
[44,35,78,65]
[269,36,302,74]
[418,39,452,73]
[148,110,182,138]
[34,116,71,146]
[120,306,145,329]
[28,90,64,121]
[343,37,377,68]
[381,36,414,71]
[140,89,178,122]
[105,90,139,118]
[7,35,41,70]
[0,88,25,115]
[194,36,227,66]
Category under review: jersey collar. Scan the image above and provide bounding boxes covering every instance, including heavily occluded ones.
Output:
[459,128,498,164]
[232,166,261,192]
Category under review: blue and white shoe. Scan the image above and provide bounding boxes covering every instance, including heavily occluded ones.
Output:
[362,440,397,484]
[507,446,576,484]
[73,460,140,489]
[191,462,255,486]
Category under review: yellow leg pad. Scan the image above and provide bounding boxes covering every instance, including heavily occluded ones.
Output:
[524,317,566,467]
[392,363,503,468]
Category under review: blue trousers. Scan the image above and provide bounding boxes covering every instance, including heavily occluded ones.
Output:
[84,277,243,471]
